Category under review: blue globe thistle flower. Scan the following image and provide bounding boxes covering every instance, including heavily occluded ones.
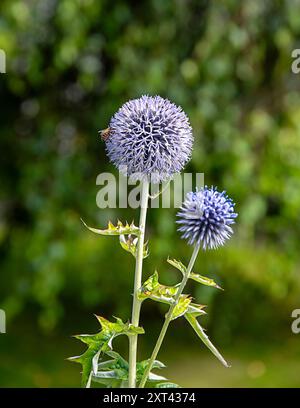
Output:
[104,95,193,183]
[177,187,238,249]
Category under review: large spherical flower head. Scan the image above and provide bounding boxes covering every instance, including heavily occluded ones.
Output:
[177,186,238,249]
[105,95,193,183]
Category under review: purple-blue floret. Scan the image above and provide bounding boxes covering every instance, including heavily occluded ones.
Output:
[177,186,238,249]
[105,95,193,183]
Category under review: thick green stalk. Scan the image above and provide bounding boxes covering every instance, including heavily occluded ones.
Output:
[139,242,201,388]
[128,180,149,388]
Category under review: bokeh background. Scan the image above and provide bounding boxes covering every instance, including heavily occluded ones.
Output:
[1,0,300,387]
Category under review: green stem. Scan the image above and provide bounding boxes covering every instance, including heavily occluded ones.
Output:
[128,180,149,388]
[139,242,201,388]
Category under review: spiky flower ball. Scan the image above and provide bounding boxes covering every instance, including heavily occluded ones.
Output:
[105,95,193,183]
[177,187,238,249]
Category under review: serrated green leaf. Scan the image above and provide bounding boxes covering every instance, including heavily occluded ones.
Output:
[138,271,159,293]
[189,273,223,290]
[155,382,181,388]
[167,258,186,274]
[81,219,140,237]
[137,358,168,384]
[137,358,166,372]
[92,374,124,388]
[138,271,178,302]
[68,346,97,388]
[69,316,144,387]
[92,352,168,388]
[151,360,166,370]
[171,295,192,320]
[138,272,206,318]
[94,370,119,379]
[119,234,149,258]
[187,302,206,317]
[93,351,129,387]
[104,351,129,368]
[171,298,206,320]
[167,258,222,290]
[97,359,117,370]
[148,372,168,381]
[184,313,230,368]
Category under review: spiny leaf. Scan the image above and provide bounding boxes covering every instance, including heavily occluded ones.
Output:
[69,346,99,388]
[167,258,222,290]
[189,273,223,290]
[137,358,166,372]
[81,219,140,237]
[170,297,206,320]
[137,359,168,384]
[171,295,192,320]
[148,372,168,382]
[184,313,230,368]
[69,316,144,387]
[92,371,124,388]
[97,359,118,371]
[93,350,129,387]
[138,272,206,319]
[156,382,181,388]
[167,258,186,274]
[105,351,129,368]
[96,315,144,336]
[94,370,120,379]
[138,271,178,302]
[138,272,206,318]
[92,352,168,388]
[187,302,206,317]
[119,234,149,258]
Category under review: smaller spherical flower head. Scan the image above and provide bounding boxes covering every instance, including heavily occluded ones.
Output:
[177,186,238,250]
[105,95,193,184]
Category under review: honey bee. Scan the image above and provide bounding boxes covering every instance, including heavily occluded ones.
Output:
[99,127,111,142]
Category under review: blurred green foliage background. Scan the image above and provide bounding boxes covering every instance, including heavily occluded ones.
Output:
[0,0,300,387]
